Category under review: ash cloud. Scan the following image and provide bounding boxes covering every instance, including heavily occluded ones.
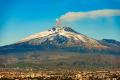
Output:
[58,9,120,22]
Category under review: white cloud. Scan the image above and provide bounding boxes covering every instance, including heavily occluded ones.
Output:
[59,9,120,21]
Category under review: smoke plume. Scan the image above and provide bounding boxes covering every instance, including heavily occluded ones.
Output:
[58,9,120,22]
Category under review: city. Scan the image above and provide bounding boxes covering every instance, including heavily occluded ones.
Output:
[0,68,120,80]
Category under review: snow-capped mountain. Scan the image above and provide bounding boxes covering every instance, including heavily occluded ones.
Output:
[0,26,120,54]
[19,27,106,49]
[0,26,120,69]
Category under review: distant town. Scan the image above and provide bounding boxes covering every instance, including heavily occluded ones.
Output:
[0,68,120,80]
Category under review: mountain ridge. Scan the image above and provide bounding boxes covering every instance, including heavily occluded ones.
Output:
[0,26,120,69]
[0,26,120,54]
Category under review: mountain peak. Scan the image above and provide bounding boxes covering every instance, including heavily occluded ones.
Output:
[49,26,77,33]
[20,26,78,43]
[19,25,104,48]
[1,25,120,55]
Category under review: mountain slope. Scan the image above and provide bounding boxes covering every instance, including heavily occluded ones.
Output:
[0,26,120,54]
[0,26,120,69]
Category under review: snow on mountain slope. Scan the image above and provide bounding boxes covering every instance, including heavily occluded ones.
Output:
[19,27,92,43]
[20,30,56,42]
[1,26,120,54]
[18,27,108,49]
[20,27,91,42]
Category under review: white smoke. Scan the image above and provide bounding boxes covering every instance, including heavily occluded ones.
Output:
[58,9,120,21]
[55,18,61,27]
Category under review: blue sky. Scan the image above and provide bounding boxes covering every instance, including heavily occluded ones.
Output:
[0,0,120,46]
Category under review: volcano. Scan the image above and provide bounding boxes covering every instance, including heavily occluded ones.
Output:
[0,26,120,69]
[0,26,120,55]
